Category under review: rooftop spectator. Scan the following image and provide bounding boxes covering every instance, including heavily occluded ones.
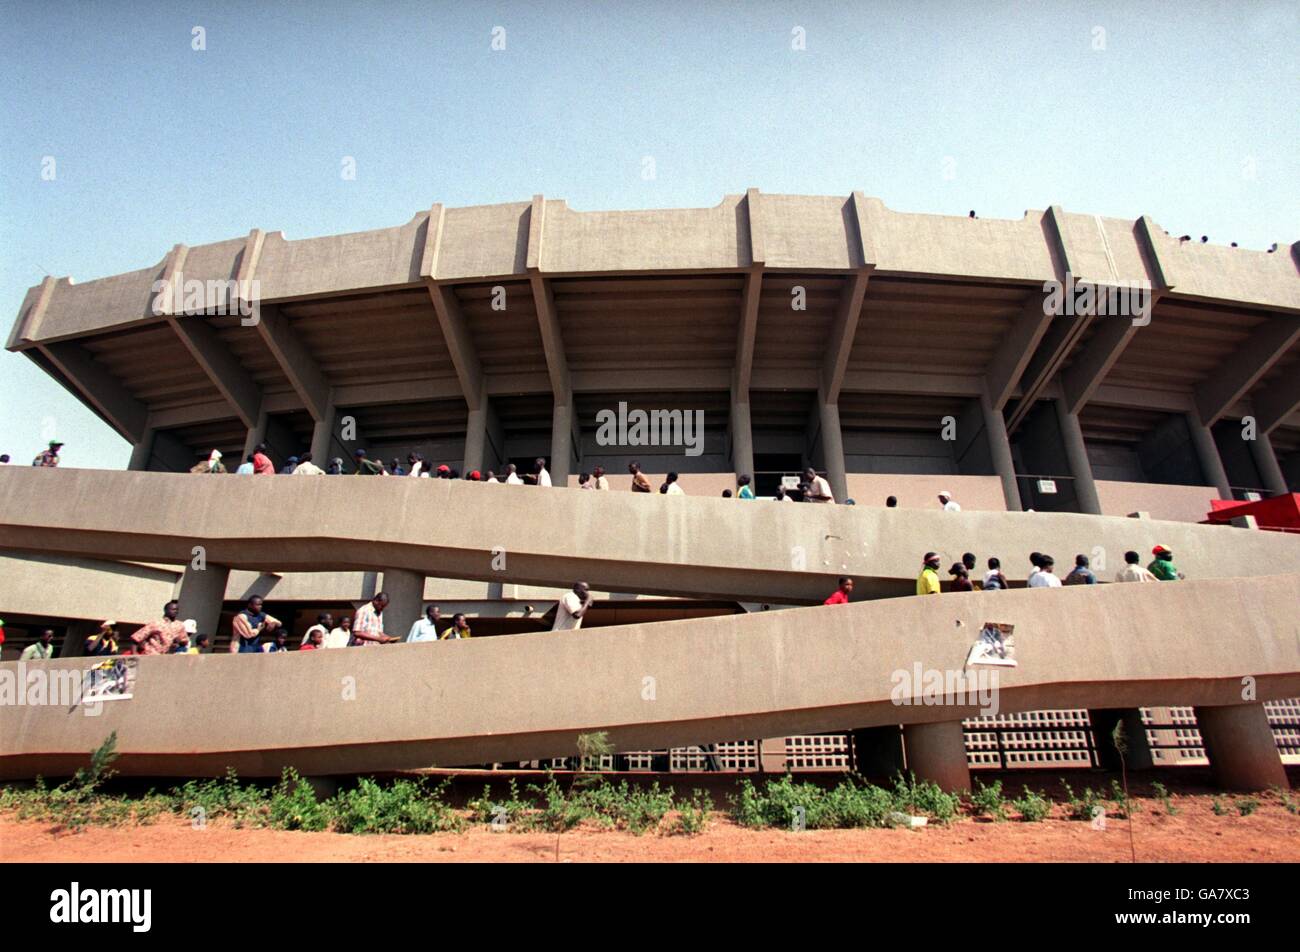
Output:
[193,634,211,654]
[231,595,282,653]
[553,581,593,630]
[1064,554,1097,585]
[324,615,353,648]
[252,443,275,476]
[485,470,498,483]
[628,461,652,493]
[327,457,345,475]
[236,455,256,475]
[353,449,385,476]
[0,454,10,464]
[886,495,898,508]
[279,456,299,475]
[352,592,399,645]
[916,553,942,595]
[593,465,610,490]
[389,458,406,476]
[1028,551,1044,580]
[84,621,119,656]
[407,605,443,643]
[1116,550,1157,583]
[21,628,56,661]
[132,600,186,655]
[824,576,854,604]
[301,612,334,647]
[721,489,732,497]
[440,612,473,640]
[406,453,426,477]
[293,452,324,476]
[505,463,524,485]
[1028,554,1062,587]
[983,557,1008,591]
[467,470,482,481]
[1149,545,1184,581]
[34,440,63,467]
[949,562,974,592]
[803,468,834,503]
[190,450,226,474]
[665,471,685,495]
[962,552,977,573]
[301,628,325,651]
[737,475,755,500]
[774,486,792,502]
[938,490,961,511]
[578,472,593,489]
[436,464,451,478]
[533,457,552,487]
[262,629,291,653]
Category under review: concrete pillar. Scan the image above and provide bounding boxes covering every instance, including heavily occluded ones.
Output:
[127,427,156,471]
[1054,397,1101,515]
[817,402,848,503]
[309,404,337,464]
[1186,412,1233,500]
[981,393,1022,511]
[463,404,489,475]
[1089,708,1156,770]
[852,725,905,779]
[902,720,971,791]
[175,563,231,641]
[61,619,98,659]
[1248,432,1289,496]
[550,403,573,485]
[730,401,754,482]
[1194,702,1288,791]
[242,409,269,460]
[381,569,424,640]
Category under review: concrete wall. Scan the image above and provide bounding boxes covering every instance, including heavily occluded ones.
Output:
[844,474,1007,511]
[1096,480,1218,523]
[4,573,1296,779]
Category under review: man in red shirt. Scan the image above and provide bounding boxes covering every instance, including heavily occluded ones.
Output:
[252,443,275,475]
[824,577,854,605]
[130,599,187,655]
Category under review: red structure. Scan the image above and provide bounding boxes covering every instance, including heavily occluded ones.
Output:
[1205,494,1300,533]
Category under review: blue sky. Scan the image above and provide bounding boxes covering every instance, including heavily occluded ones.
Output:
[1,0,1296,468]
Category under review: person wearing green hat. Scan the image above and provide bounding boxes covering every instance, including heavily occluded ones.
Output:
[34,440,63,467]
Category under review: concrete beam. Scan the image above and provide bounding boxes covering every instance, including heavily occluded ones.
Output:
[1195,316,1300,426]
[426,282,485,411]
[1253,370,1300,435]
[39,340,148,443]
[1055,397,1102,515]
[1186,412,1233,500]
[253,303,330,422]
[985,292,1056,412]
[981,392,1022,510]
[1248,431,1290,496]
[821,270,870,405]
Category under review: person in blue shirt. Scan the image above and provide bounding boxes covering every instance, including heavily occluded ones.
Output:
[1064,554,1097,585]
[737,474,756,499]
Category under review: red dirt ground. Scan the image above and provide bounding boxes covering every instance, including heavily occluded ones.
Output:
[4,793,1298,863]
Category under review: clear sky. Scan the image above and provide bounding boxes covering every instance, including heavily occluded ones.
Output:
[1,0,1296,469]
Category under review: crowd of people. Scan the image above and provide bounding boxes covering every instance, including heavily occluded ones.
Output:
[8,581,599,661]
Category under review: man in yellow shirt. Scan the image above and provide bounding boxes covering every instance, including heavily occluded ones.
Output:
[440,613,472,640]
[916,552,942,595]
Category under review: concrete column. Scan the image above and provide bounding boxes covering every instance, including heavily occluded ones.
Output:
[981,393,1021,511]
[61,619,98,659]
[381,569,424,640]
[127,428,156,471]
[852,725,905,779]
[1194,702,1288,791]
[902,720,971,791]
[1186,412,1233,500]
[1248,432,1289,496]
[730,401,754,481]
[175,563,231,641]
[242,409,269,460]
[817,402,848,503]
[550,403,573,485]
[1089,708,1156,770]
[1054,397,1101,515]
[309,404,337,464]
[463,404,489,475]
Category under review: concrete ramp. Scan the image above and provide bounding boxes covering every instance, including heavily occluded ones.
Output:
[1,469,1299,603]
[2,574,1297,779]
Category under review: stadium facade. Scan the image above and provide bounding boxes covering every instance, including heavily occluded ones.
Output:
[2,192,1298,786]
